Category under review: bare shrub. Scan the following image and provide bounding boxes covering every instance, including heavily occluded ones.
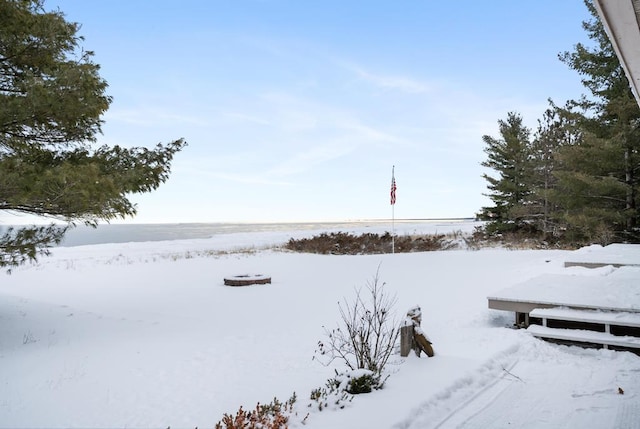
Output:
[315,268,400,376]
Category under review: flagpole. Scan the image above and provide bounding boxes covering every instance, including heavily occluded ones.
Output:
[391,165,395,254]
[392,202,395,254]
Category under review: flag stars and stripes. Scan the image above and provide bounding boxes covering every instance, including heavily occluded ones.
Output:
[390,168,397,206]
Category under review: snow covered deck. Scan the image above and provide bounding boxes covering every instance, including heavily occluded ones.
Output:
[488,252,640,352]
[563,243,640,268]
[487,267,640,316]
[527,325,640,350]
[529,307,640,327]
[526,307,640,352]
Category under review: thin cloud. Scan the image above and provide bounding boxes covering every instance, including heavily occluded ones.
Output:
[236,34,291,60]
[339,120,405,145]
[342,62,431,94]
[223,112,271,126]
[267,142,356,178]
[105,108,209,127]
[180,165,293,186]
[258,91,406,145]
[213,172,292,186]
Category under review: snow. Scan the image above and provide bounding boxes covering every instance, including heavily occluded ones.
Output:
[527,325,640,348]
[529,307,640,327]
[488,267,640,312]
[565,243,640,267]
[1,222,639,428]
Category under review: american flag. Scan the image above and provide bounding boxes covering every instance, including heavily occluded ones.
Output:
[390,167,396,205]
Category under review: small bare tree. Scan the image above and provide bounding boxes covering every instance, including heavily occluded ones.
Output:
[316,268,400,375]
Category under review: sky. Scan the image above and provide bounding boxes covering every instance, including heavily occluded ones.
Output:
[28,1,593,223]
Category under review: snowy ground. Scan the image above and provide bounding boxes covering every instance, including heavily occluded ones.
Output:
[1,221,639,428]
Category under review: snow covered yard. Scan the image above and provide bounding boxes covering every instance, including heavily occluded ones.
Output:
[0,227,639,428]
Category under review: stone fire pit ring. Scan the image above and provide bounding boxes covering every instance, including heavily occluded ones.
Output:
[224,274,271,286]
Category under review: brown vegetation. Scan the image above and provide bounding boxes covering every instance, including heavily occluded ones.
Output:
[466,228,581,250]
[283,228,580,255]
[214,395,296,429]
[284,231,458,255]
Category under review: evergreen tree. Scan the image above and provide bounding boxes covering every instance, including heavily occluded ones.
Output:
[0,0,186,269]
[480,112,532,234]
[556,0,640,243]
[525,102,581,239]
[553,132,630,244]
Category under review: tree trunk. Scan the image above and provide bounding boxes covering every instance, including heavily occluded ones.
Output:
[625,146,636,234]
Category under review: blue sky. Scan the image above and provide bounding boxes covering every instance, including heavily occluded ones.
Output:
[45,0,591,223]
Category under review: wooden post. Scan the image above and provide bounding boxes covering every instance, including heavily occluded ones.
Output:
[400,305,434,358]
[400,323,416,357]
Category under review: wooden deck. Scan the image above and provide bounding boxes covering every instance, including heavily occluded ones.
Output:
[527,308,640,353]
[527,324,640,352]
[487,271,640,318]
[488,244,640,350]
[529,307,640,328]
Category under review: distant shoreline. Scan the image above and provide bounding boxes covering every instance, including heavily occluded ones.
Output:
[100,217,477,226]
[53,218,480,247]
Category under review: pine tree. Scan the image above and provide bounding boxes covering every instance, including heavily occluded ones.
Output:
[524,102,581,239]
[553,132,630,243]
[480,112,532,234]
[556,0,640,243]
[0,0,186,269]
